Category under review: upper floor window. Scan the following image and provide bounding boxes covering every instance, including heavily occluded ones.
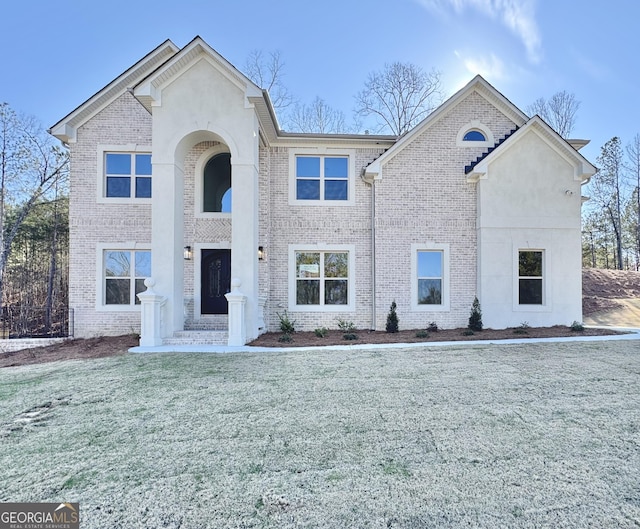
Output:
[105,153,151,198]
[463,130,486,142]
[296,155,348,201]
[203,153,231,213]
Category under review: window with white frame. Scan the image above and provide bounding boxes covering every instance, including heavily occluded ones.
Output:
[289,246,355,311]
[518,250,543,304]
[417,250,443,305]
[295,155,349,201]
[411,243,450,311]
[103,250,151,305]
[104,152,152,198]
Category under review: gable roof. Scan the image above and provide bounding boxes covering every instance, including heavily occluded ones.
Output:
[132,36,264,112]
[364,75,529,181]
[465,115,596,183]
[49,40,179,143]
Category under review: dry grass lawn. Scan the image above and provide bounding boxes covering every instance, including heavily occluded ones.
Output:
[1,340,640,528]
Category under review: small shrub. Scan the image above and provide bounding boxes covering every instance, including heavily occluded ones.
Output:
[336,318,358,341]
[415,330,429,339]
[570,320,585,332]
[468,296,483,331]
[513,321,529,335]
[314,327,329,338]
[462,329,475,336]
[386,301,399,333]
[278,333,293,343]
[427,321,438,332]
[277,310,296,335]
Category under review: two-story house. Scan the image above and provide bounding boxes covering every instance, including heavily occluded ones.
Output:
[50,36,595,347]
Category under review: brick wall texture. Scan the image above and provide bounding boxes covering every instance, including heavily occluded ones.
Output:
[68,87,517,337]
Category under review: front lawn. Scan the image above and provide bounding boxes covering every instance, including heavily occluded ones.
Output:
[1,340,639,528]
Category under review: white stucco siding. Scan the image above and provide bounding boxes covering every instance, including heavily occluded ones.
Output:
[68,93,152,337]
[477,130,584,328]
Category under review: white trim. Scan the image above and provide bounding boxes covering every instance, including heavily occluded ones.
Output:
[456,120,494,147]
[410,243,450,312]
[193,242,232,320]
[95,242,151,311]
[288,148,356,206]
[96,144,153,204]
[288,244,356,312]
[513,246,551,312]
[194,145,232,218]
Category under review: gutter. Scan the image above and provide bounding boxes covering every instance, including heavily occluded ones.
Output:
[361,168,377,330]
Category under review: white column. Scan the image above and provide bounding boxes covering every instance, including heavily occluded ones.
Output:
[231,161,259,341]
[151,161,184,339]
[137,278,166,347]
[225,278,246,346]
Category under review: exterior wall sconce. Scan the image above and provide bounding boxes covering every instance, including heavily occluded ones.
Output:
[183,246,193,260]
[258,246,265,260]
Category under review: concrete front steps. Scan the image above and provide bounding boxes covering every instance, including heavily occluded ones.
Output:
[162,330,228,346]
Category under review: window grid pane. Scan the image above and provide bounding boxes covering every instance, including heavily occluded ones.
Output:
[295,251,348,306]
[295,155,348,201]
[105,152,152,198]
[105,250,150,306]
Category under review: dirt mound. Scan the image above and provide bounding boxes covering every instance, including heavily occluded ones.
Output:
[582,268,640,315]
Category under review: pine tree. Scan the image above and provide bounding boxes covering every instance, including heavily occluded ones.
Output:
[386,300,399,333]
[468,297,483,331]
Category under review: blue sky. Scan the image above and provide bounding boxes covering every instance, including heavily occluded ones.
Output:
[1,0,638,163]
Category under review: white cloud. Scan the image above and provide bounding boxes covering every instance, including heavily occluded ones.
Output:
[418,0,542,63]
[455,50,509,81]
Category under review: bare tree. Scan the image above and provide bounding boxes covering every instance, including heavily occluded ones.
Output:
[589,137,625,269]
[243,49,294,114]
[286,97,353,134]
[527,91,580,138]
[626,134,640,267]
[354,62,443,137]
[0,103,68,309]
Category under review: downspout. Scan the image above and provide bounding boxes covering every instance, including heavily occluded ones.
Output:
[362,168,377,330]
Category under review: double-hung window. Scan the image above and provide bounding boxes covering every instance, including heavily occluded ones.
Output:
[105,152,152,198]
[295,155,349,201]
[411,243,450,311]
[417,251,443,305]
[104,249,151,306]
[518,250,543,304]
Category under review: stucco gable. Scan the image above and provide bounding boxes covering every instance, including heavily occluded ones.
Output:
[132,36,263,114]
[49,40,179,143]
[364,75,528,180]
[466,115,596,183]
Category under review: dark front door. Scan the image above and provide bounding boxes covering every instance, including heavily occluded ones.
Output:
[201,249,231,314]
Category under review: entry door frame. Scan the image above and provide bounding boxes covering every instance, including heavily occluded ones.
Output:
[193,242,231,321]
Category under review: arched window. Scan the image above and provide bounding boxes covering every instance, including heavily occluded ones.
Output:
[203,153,231,213]
[463,130,486,141]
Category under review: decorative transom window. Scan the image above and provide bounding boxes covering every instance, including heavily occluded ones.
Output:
[296,156,349,201]
[463,130,486,141]
[456,121,493,147]
[518,250,543,305]
[203,153,231,213]
[296,251,349,305]
[417,251,443,305]
[105,153,152,198]
[104,250,151,305]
